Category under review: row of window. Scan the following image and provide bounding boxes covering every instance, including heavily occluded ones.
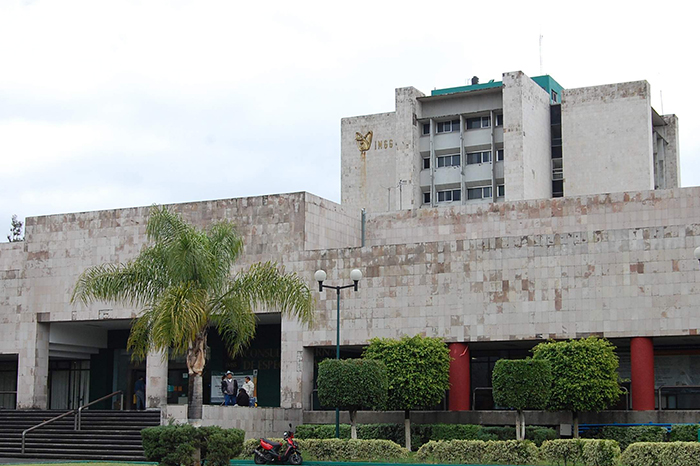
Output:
[423,185,505,204]
[422,150,504,169]
[422,115,503,135]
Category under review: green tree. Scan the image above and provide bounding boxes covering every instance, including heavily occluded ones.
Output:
[532,337,622,437]
[363,335,450,451]
[72,206,313,423]
[316,358,388,439]
[7,214,23,242]
[492,358,552,440]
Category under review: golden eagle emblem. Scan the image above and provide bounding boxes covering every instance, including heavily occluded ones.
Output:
[355,131,373,156]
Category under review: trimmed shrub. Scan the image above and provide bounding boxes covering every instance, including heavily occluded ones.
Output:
[242,438,406,461]
[483,439,539,465]
[527,426,558,446]
[619,442,700,466]
[416,440,486,463]
[669,424,700,442]
[430,423,482,441]
[595,426,667,450]
[540,439,585,465]
[481,426,516,441]
[581,439,621,466]
[142,425,244,466]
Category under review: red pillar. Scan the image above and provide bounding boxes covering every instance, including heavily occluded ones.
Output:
[448,342,470,411]
[631,337,655,411]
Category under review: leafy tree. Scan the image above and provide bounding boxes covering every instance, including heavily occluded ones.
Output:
[316,358,388,439]
[7,214,23,242]
[492,358,552,440]
[532,337,622,437]
[72,206,313,423]
[363,335,450,451]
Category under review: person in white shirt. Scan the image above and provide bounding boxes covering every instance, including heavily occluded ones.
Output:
[242,376,255,407]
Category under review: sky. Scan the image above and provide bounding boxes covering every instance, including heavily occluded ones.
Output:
[1,0,699,238]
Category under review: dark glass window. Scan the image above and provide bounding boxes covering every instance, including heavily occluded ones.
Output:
[496,114,504,126]
[467,188,482,200]
[496,149,504,161]
[423,192,431,204]
[422,123,430,135]
[497,185,505,197]
[423,158,430,169]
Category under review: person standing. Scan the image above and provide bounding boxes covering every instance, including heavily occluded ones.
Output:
[134,376,146,410]
[221,371,238,406]
[242,376,255,407]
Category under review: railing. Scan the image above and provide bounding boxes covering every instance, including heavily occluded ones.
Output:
[658,385,700,410]
[75,390,123,430]
[22,409,76,454]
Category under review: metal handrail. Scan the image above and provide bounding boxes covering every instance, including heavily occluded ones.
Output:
[658,385,700,410]
[75,390,124,430]
[22,409,76,454]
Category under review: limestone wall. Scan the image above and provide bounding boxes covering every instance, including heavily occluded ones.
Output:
[563,81,654,196]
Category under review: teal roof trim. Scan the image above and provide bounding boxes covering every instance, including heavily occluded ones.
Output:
[431,81,502,96]
[431,74,565,102]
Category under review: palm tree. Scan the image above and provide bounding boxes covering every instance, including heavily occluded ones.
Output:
[71,206,313,422]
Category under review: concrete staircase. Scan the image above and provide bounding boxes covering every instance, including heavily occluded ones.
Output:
[0,409,161,461]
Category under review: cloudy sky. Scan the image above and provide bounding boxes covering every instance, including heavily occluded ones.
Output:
[1,0,698,238]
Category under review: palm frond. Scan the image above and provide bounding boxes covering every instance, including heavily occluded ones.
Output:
[127,309,156,361]
[210,294,257,358]
[148,282,209,358]
[225,261,314,327]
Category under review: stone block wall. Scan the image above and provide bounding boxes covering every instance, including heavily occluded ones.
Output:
[563,81,654,197]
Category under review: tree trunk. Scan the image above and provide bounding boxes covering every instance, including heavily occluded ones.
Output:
[572,411,579,438]
[186,331,207,425]
[515,411,521,440]
[404,410,411,452]
[350,410,357,439]
[520,410,526,441]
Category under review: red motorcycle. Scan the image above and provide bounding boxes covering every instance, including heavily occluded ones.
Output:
[253,424,302,465]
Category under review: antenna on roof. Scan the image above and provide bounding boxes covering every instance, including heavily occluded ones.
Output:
[660,90,664,114]
[539,33,544,75]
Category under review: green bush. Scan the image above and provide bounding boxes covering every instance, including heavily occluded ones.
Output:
[483,439,539,465]
[416,440,486,463]
[430,423,482,440]
[142,425,244,466]
[242,438,406,461]
[596,426,667,450]
[540,439,585,465]
[481,426,516,440]
[527,426,558,446]
[620,442,700,466]
[582,439,621,466]
[669,424,700,442]
[540,439,620,466]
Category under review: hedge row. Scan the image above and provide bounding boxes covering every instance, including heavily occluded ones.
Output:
[417,440,539,465]
[539,439,621,466]
[295,423,557,448]
[142,425,244,466]
[621,442,700,466]
[241,438,407,461]
[583,425,700,450]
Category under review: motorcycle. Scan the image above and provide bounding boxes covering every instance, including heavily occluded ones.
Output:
[253,424,302,465]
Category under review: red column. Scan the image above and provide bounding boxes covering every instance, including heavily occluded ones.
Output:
[448,342,470,411]
[631,337,655,411]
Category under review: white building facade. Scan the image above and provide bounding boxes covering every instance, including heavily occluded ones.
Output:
[0,71,697,435]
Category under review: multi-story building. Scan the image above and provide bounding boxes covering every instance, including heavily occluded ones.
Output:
[0,71,697,439]
[341,71,679,213]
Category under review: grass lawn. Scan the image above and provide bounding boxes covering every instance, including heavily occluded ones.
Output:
[3,463,156,466]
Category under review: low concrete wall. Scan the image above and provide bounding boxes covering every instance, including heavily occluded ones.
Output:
[164,405,303,439]
[303,410,700,427]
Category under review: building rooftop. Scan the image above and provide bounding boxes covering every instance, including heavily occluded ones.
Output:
[431,74,565,102]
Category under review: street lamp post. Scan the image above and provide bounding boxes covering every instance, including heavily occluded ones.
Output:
[314,268,363,439]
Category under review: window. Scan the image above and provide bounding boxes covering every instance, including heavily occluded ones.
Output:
[496,114,503,126]
[436,119,461,134]
[422,123,430,135]
[466,116,490,129]
[467,186,492,200]
[437,154,460,168]
[496,149,504,161]
[423,192,431,204]
[423,158,430,169]
[466,151,491,164]
[497,185,505,197]
[437,189,461,202]
[551,90,558,103]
